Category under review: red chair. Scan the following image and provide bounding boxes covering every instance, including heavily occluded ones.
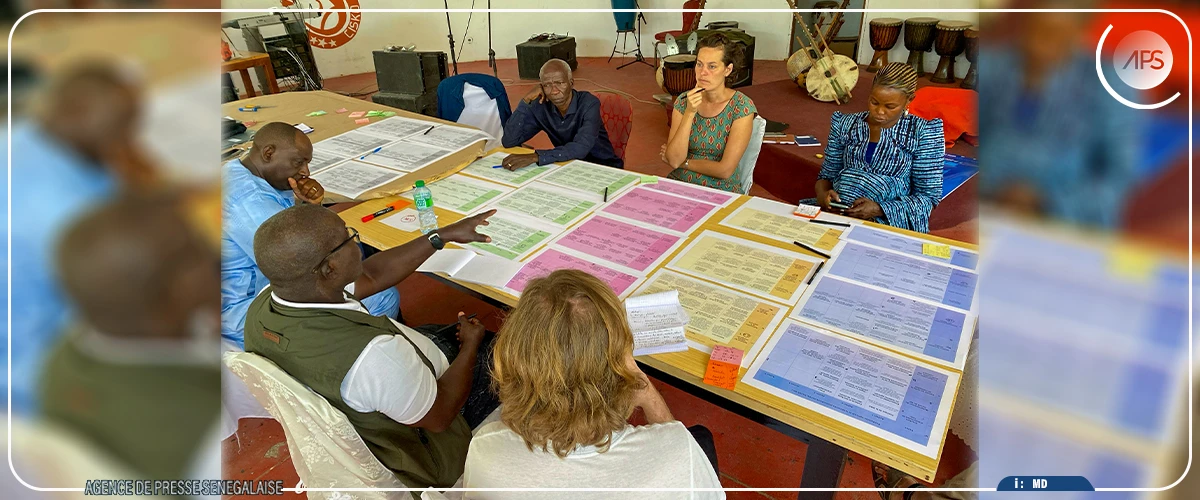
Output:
[653,0,702,63]
[596,91,633,162]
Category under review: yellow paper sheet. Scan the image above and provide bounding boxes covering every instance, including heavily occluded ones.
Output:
[635,270,787,367]
[723,207,842,251]
[669,232,817,304]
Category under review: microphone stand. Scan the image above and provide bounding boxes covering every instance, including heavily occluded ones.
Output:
[487,0,497,77]
[616,1,653,70]
[444,0,459,75]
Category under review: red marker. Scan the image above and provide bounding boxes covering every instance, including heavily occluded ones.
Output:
[362,199,413,222]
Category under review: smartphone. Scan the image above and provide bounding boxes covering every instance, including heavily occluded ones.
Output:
[828,200,851,211]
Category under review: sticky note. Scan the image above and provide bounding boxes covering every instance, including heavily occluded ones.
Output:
[336,108,349,113]
[306,110,327,117]
[349,111,366,118]
[639,175,658,184]
[922,243,952,259]
[1109,244,1157,282]
[365,110,383,117]
[242,120,257,127]
[702,346,743,391]
[381,111,397,117]
[355,118,370,125]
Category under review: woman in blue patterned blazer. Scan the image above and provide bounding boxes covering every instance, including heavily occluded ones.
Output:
[812,63,945,233]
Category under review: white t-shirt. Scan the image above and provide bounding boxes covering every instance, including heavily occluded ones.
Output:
[460,421,725,499]
[269,284,450,425]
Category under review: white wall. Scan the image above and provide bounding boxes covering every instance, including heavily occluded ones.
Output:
[856,0,979,79]
[222,1,978,85]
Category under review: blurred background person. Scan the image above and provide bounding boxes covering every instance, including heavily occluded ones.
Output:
[977,5,1139,228]
[9,192,220,492]
[9,61,158,415]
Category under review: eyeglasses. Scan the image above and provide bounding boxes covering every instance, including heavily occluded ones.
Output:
[539,80,569,90]
[312,226,360,274]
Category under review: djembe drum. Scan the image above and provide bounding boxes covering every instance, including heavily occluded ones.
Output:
[932,21,971,84]
[656,54,698,95]
[961,28,979,89]
[904,17,939,76]
[868,18,903,72]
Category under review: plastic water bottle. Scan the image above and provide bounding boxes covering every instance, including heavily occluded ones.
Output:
[413,180,438,234]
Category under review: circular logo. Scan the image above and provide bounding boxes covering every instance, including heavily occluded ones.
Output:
[1112,30,1172,90]
[280,0,362,49]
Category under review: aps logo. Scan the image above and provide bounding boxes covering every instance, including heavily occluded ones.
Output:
[1096,25,1180,109]
[279,0,362,49]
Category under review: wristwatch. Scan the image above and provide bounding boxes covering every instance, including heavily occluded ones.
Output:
[427,231,445,251]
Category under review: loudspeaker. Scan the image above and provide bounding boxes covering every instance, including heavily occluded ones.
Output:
[372,91,438,117]
[516,36,577,80]
[373,50,448,95]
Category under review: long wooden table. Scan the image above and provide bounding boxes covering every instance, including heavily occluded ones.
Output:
[227,91,977,498]
[341,160,976,497]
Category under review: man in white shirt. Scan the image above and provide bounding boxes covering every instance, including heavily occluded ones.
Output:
[244,203,499,487]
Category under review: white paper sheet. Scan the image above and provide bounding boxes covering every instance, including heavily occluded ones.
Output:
[744,320,960,458]
[310,160,405,199]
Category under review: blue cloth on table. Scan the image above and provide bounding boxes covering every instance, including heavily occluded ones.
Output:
[221,159,399,348]
[501,89,624,169]
[9,122,116,414]
[813,111,945,233]
[437,73,513,125]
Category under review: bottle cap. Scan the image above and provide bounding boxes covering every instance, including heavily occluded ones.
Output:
[415,180,426,187]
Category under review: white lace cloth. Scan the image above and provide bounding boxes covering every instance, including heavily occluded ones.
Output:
[948,335,979,453]
[224,352,410,499]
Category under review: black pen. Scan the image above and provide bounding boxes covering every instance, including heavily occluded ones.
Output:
[793,240,832,260]
[807,260,825,285]
[423,125,435,135]
[807,218,851,228]
[434,313,477,335]
[604,187,609,202]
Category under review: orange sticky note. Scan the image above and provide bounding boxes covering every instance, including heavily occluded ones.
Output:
[349,111,366,118]
[355,118,370,125]
[336,108,349,113]
[702,346,743,390]
[242,120,257,127]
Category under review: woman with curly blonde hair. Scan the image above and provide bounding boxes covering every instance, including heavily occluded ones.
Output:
[460,269,723,499]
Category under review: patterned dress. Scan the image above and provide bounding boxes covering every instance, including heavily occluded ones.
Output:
[669,91,757,192]
[812,111,945,233]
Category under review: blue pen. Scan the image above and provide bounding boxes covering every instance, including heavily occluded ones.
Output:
[360,147,383,160]
[491,165,504,168]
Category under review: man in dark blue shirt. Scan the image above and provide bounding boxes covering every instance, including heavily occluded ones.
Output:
[500,59,624,170]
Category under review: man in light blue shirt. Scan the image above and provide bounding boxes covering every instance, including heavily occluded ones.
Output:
[10,64,142,414]
[222,122,399,347]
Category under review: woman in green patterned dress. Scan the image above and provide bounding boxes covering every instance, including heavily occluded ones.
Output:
[660,33,758,193]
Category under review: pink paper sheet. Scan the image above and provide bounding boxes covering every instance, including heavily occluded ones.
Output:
[602,187,719,233]
[506,249,639,295]
[557,216,680,272]
[644,181,734,205]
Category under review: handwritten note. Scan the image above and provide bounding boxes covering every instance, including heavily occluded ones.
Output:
[703,346,744,390]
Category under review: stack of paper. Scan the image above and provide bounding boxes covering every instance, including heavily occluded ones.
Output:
[625,290,689,356]
[416,249,525,289]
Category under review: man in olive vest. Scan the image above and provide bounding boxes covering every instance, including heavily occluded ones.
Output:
[245,204,498,489]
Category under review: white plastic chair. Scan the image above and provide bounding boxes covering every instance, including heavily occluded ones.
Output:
[456,83,504,151]
[223,352,410,500]
[734,115,768,195]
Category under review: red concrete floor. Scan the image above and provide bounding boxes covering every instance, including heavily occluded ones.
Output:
[223,57,977,498]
